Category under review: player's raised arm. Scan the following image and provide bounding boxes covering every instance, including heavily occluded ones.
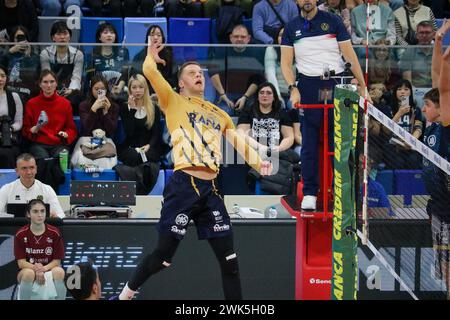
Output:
[142,40,173,111]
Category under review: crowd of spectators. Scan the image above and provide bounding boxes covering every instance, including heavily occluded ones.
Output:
[0,0,448,195]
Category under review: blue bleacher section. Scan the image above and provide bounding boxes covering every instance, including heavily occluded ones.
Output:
[124,17,168,60]
[149,169,165,195]
[393,170,428,206]
[0,169,17,186]
[168,18,211,63]
[80,17,124,44]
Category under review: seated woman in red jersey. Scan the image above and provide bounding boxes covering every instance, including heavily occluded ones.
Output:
[14,199,66,300]
[21,70,77,160]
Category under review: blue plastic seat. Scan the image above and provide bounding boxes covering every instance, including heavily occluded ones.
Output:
[394,169,428,206]
[164,169,173,185]
[124,17,168,60]
[375,170,394,195]
[80,17,124,44]
[149,169,165,195]
[72,168,118,181]
[0,169,17,187]
[58,170,72,195]
[168,18,211,63]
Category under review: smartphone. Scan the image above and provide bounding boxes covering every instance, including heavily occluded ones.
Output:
[400,96,409,107]
[97,89,106,99]
[16,34,27,42]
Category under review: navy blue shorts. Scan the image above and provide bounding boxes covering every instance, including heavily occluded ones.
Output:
[157,170,232,240]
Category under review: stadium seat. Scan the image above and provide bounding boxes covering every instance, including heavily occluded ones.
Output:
[80,17,124,44]
[164,169,173,185]
[375,170,394,195]
[124,17,168,60]
[58,170,72,195]
[0,169,17,187]
[113,117,126,146]
[38,16,80,46]
[393,169,428,206]
[255,180,269,195]
[242,18,253,37]
[149,169,165,195]
[436,19,450,46]
[72,168,118,181]
[168,18,211,63]
[73,116,81,134]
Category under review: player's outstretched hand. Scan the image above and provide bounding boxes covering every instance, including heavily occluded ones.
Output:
[260,161,272,176]
[147,38,166,66]
[436,18,450,42]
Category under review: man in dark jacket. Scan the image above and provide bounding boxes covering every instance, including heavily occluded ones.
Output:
[0,0,39,42]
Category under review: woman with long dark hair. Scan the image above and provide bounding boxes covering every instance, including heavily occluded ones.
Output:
[385,78,424,169]
[237,82,294,154]
[87,22,129,99]
[131,25,174,91]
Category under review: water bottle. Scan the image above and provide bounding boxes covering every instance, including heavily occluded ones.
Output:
[59,149,69,172]
[268,206,277,219]
[232,203,240,215]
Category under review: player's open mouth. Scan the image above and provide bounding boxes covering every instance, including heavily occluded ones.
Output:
[195,80,202,85]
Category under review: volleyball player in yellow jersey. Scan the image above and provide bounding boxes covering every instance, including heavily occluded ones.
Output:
[118,40,272,300]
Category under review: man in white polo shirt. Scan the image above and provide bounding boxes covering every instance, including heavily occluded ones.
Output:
[0,153,64,218]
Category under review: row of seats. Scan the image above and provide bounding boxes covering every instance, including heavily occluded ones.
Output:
[37,16,253,60]
[376,169,428,206]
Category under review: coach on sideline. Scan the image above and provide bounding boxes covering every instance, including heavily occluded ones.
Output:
[0,153,65,218]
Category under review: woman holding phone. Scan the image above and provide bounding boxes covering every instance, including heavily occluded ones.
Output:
[78,75,119,138]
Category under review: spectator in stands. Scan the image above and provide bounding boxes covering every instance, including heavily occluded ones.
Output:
[399,20,435,88]
[204,0,252,18]
[0,0,39,42]
[369,38,400,90]
[71,75,118,171]
[264,28,296,108]
[87,22,129,102]
[65,260,101,300]
[421,88,450,300]
[210,24,266,115]
[166,0,203,18]
[4,25,41,103]
[22,69,77,161]
[351,0,396,46]
[85,0,121,16]
[393,0,437,46]
[78,75,119,138]
[384,79,423,169]
[214,0,246,44]
[318,0,351,35]
[118,74,161,167]
[237,82,294,156]
[131,25,175,92]
[40,21,84,115]
[14,199,66,300]
[38,0,82,16]
[0,64,22,169]
[0,153,65,218]
[252,0,298,45]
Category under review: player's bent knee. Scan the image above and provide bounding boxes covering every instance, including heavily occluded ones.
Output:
[51,267,65,280]
[18,268,35,282]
